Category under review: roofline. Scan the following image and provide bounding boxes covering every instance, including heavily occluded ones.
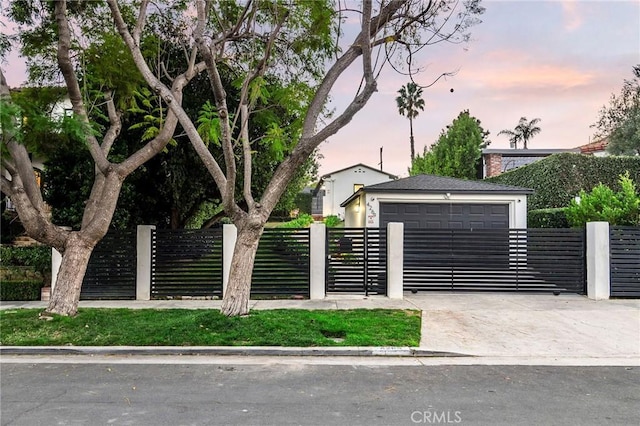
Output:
[482,149,580,156]
[340,187,534,207]
[320,163,397,180]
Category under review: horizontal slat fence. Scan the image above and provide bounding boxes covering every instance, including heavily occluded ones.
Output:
[610,226,640,297]
[251,228,310,297]
[151,229,223,298]
[404,228,585,293]
[81,230,136,300]
[326,228,387,295]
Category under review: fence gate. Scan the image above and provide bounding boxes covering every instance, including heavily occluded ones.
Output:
[81,230,136,300]
[403,228,585,293]
[326,228,387,295]
[610,226,640,297]
[151,229,223,299]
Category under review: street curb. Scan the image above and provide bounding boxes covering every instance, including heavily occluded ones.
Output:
[0,346,470,358]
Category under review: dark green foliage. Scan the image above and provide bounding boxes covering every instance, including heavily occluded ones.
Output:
[565,173,640,227]
[0,308,421,347]
[0,280,42,301]
[410,110,489,179]
[487,153,640,210]
[323,215,342,228]
[278,213,314,228]
[528,208,570,228]
[0,245,51,274]
[294,192,312,215]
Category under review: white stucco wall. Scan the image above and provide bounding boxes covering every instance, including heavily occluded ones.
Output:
[322,165,394,219]
[345,192,528,229]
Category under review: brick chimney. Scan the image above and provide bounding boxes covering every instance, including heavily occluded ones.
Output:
[485,153,503,177]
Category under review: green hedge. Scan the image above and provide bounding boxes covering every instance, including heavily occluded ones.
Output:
[0,245,51,275]
[528,208,570,228]
[0,280,42,301]
[487,153,640,210]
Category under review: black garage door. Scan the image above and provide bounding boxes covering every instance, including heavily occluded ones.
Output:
[380,202,509,229]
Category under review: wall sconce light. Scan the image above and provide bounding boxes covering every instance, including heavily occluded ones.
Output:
[355,197,361,213]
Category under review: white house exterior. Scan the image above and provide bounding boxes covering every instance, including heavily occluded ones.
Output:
[317,164,396,219]
[341,175,532,229]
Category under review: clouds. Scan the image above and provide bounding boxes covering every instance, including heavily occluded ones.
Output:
[319,0,640,178]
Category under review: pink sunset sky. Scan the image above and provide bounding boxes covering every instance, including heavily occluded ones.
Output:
[318,0,640,177]
[2,1,639,180]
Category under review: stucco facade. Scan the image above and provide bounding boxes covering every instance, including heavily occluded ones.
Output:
[344,192,528,228]
[319,164,396,219]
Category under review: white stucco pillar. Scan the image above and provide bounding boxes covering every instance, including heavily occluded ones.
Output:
[387,222,404,299]
[586,221,610,300]
[222,224,237,297]
[136,225,155,300]
[50,247,62,293]
[309,223,326,299]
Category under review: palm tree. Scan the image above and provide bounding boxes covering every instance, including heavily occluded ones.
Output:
[396,82,425,161]
[498,117,542,149]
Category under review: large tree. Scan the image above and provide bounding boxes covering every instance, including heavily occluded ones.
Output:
[593,65,640,155]
[498,116,542,149]
[396,82,425,161]
[108,0,484,316]
[410,110,490,179]
[0,1,204,316]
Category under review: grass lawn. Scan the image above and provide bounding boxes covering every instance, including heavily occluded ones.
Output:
[0,308,421,347]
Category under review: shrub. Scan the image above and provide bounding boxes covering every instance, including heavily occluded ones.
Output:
[0,245,51,275]
[528,208,570,228]
[323,215,343,228]
[487,153,640,210]
[278,213,314,228]
[0,280,42,301]
[565,173,640,227]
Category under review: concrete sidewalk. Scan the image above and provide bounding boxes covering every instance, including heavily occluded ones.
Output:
[2,293,639,363]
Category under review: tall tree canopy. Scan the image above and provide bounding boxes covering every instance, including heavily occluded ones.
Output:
[593,65,640,155]
[2,0,485,317]
[396,82,425,161]
[410,110,489,179]
[498,116,542,149]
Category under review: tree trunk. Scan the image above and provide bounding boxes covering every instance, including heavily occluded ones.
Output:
[220,221,264,317]
[44,233,96,317]
[409,117,415,161]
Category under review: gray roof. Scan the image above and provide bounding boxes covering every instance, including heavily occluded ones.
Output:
[340,174,533,207]
[482,148,580,156]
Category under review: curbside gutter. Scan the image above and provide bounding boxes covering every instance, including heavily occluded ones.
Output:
[0,346,469,358]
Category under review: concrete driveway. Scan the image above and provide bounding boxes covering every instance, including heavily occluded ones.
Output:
[406,293,640,361]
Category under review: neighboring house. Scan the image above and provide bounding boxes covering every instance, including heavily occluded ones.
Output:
[341,174,533,229]
[577,138,609,156]
[314,164,396,219]
[482,148,579,178]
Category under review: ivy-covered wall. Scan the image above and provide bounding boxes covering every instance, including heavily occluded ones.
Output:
[486,153,640,210]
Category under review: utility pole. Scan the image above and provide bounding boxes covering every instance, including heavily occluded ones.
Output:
[378,146,383,171]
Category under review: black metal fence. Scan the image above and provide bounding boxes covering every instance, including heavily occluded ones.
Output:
[151,229,223,298]
[403,228,585,293]
[81,230,136,300]
[610,226,640,298]
[326,228,387,295]
[251,228,310,297]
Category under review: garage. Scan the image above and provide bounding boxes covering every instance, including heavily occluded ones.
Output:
[380,202,509,229]
[341,174,533,229]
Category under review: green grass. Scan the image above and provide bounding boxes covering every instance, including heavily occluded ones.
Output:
[0,309,421,347]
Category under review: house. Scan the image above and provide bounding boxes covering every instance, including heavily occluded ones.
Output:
[577,138,609,156]
[314,163,397,219]
[482,148,580,178]
[341,174,533,229]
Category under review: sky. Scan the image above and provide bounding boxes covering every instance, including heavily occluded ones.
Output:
[2,0,639,180]
[318,0,640,177]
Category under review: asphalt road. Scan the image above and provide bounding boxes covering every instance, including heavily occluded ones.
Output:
[1,362,638,426]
